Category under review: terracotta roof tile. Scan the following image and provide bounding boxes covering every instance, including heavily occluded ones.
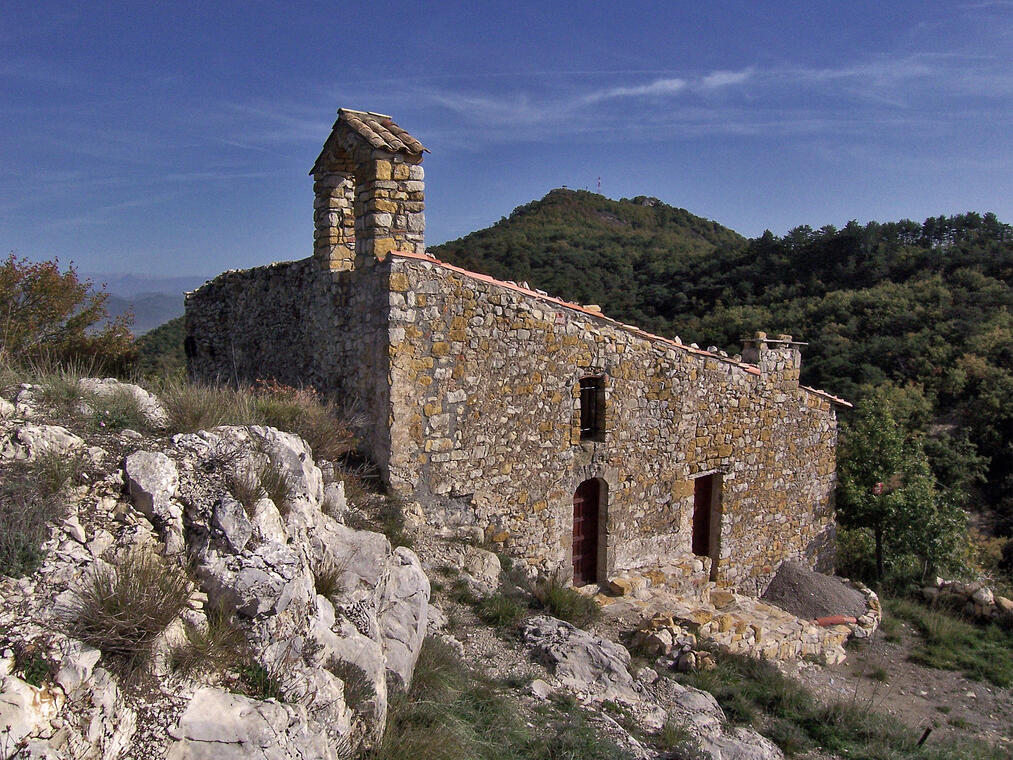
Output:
[338,109,426,155]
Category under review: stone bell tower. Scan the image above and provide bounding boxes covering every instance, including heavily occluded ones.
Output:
[310,109,426,271]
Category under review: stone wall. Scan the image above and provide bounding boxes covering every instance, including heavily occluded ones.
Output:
[186,250,841,597]
[184,260,393,470]
[385,254,839,595]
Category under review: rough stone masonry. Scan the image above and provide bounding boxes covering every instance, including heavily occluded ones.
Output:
[186,108,849,597]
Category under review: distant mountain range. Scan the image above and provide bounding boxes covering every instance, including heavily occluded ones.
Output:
[86,273,209,335]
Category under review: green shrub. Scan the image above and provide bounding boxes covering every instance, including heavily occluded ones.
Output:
[12,643,52,688]
[88,385,150,432]
[237,662,285,701]
[65,550,191,665]
[0,255,135,373]
[537,578,600,627]
[475,593,526,628]
[170,604,246,676]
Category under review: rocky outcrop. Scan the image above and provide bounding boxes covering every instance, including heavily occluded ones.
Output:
[0,378,431,759]
[522,614,784,760]
[166,688,334,760]
[77,378,168,429]
[922,577,1013,624]
[0,424,85,462]
[124,450,184,554]
[523,615,639,703]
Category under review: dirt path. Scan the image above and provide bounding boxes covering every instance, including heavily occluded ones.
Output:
[787,616,1013,754]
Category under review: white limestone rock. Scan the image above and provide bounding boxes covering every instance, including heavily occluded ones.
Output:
[124,450,184,553]
[78,377,169,428]
[522,615,639,702]
[696,727,784,760]
[0,675,65,755]
[212,495,253,553]
[378,546,430,689]
[55,640,101,696]
[166,688,334,760]
[250,497,286,544]
[200,541,313,619]
[249,426,324,506]
[430,542,501,595]
[0,424,85,461]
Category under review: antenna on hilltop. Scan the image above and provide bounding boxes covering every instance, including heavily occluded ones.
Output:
[597,176,601,192]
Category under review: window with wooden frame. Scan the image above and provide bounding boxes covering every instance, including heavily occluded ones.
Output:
[579,376,606,441]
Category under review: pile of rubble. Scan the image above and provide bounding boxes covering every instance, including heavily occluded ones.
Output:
[605,570,882,667]
[922,577,1013,623]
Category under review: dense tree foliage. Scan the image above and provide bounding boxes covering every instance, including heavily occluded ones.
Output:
[837,395,967,582]
[135,316,185,379]
[0,254,135,372]
[432,192,1013,539]
[431,189,746,336]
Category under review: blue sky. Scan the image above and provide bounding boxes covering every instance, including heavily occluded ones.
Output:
[2,1,1011,280]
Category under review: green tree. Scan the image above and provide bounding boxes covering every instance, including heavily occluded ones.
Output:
[0,254,135,372]
[837,396,967,584]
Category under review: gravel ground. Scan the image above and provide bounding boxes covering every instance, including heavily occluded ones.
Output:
[761,561,867,620]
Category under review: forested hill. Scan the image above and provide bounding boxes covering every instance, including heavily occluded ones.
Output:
[429,189,747,336]
[431,191,1013,527]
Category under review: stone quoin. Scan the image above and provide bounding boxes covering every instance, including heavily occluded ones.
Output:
[185,108,850,596]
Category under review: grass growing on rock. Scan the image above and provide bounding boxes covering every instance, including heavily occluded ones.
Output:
[326,658,375,713]
[250,380,357,463]
[256,460,291,514]
[0,452,85,577]
[236,661,285,702]
[170,604,247,676]
[160,379,257,433]
[475,592,527,628]
[536,578,600,627]
[65,549,191,666]
[365,636,632,760]
[887,598,1013,687]
[226,470,262,515]
[670,648,1007,759]
[87,385,151,432]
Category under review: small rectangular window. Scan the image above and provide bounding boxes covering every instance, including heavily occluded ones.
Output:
[579,376,605,441]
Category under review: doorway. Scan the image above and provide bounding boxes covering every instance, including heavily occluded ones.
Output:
[572,479,604,586]
[692,473,722,581]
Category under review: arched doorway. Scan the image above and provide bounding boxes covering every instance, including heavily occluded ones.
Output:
[572,479,605,586]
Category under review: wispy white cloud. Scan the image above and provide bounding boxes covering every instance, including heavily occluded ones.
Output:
[188,52,1012,154]
[699,68,753,89]
[582,77,688,102]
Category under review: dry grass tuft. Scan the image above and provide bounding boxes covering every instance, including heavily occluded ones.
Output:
[159,378,257,434]
[65,550,191,665]
[170,603,247,676]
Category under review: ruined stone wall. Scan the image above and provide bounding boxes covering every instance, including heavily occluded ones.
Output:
[385,255,838,595]
[184,259,393,470]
